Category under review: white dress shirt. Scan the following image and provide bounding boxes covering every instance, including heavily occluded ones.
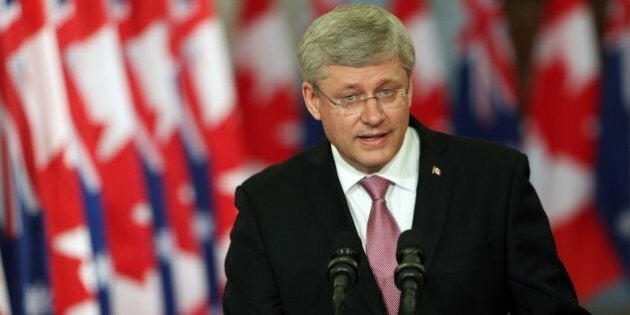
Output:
[331,127,420,250]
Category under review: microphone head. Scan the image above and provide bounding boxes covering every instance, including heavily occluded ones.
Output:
[328,231,360,287]
[395,229,427,295]
[396,229,425,263]
[330,230,361,257]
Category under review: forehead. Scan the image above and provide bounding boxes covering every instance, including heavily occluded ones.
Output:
[319,58,408,89]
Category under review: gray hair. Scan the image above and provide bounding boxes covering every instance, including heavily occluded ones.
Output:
[297,4,416,83]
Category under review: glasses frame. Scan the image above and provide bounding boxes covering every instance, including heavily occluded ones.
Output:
[312,82,409,115]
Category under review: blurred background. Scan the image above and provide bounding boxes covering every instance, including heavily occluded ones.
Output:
[0,0,628,314]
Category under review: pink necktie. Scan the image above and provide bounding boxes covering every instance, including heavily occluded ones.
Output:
[360,175,400,315]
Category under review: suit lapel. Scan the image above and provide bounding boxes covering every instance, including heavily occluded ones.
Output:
[306,141,386,315]
[412,121,456,271]
[306,141,354,240]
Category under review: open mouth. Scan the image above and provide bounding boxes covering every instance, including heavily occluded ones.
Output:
[358,132,387,144]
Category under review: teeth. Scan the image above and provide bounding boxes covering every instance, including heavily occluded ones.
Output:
[359,133,385,140]
[361,135,380,139]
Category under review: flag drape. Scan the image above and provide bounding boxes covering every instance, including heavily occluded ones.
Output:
[235,0,301,165]
[54,0,163,313]
[1,0,99,313]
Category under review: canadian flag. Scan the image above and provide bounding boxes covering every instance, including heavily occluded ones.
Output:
[52,0,162,313]
[113,0,209,313]
[236,0,302,165]
[524,0,624,300]
[168,0,252,306]
[0,0,98,313]
[0,101,51,314]
[391,0,451,132]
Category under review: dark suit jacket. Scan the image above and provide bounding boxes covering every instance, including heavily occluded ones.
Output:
[223,117,589,314]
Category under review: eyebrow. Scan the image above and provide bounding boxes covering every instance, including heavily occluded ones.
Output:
[336,78,404,92]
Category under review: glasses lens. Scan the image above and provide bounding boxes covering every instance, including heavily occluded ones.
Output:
[337,91,406,115]
[340,100,364,114]
[379,91,402,106]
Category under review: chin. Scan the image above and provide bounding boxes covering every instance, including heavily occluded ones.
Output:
[357,159,388,173]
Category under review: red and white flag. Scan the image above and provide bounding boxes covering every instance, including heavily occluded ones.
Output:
[168,0,252,289]
[113,0,209,313]
[524,0,623,300]
[1,100,52,315]
[391,0,451,132]
[236,0,302,165]
[53,0,163,313]
[0,0,98,312]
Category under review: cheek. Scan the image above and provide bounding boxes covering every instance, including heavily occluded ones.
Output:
[321,115,353,144]
[321,119,341,142]
[393,109,410,127]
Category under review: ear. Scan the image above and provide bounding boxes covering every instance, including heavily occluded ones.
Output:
[302,82,322,121]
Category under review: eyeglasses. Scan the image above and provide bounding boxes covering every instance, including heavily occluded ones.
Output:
[313,83,409,116]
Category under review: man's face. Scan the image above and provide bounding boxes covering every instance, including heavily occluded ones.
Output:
[302,58,412,174]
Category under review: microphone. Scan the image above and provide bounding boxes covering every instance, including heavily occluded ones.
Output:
[328,231,360,315]
[395,229,426,315]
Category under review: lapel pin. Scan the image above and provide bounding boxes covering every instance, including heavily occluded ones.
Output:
[431,165,441,176]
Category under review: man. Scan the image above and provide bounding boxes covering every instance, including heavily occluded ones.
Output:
[224,4,588,314]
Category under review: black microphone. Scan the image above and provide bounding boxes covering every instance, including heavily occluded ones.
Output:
[395,229,426,315]
[328,231,360,315]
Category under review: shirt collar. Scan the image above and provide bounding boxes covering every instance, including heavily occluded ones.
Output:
[332,126,420,193]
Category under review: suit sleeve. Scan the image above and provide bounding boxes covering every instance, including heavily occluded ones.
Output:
[505,154,590,314]
[223,185,283,314]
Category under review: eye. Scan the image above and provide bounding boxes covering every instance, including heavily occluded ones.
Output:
[340,94,359,103]
[377,89,394,97]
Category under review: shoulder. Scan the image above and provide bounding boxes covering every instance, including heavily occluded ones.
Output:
[239,141,330,194]
[447,133,523,163]
[413,122,528,180]
[420,126,524,166]
[411,115,524,162]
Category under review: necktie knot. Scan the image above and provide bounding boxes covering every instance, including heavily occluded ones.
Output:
[359,175,391,201]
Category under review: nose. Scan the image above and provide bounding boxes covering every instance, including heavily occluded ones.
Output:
[359,97,385,125]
